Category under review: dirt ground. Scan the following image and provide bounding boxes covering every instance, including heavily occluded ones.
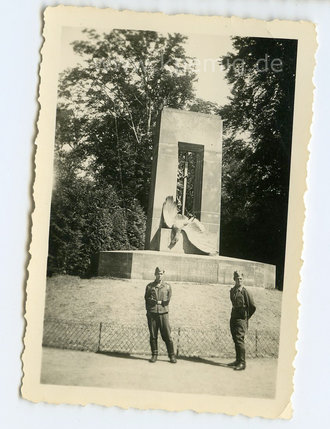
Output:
[45,275,282,333]
[41,347,278,399]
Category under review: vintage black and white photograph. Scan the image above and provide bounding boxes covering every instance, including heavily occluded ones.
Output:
[22,6,316,417]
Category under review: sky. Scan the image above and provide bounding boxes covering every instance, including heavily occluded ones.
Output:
[60,26,233,107]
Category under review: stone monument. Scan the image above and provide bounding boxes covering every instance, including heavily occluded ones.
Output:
[97,108,275,288]
[145,108,222,255]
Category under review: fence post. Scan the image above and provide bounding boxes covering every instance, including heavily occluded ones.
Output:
[97,322,103,352]
[255,329,258,358]
[176,327,181,358]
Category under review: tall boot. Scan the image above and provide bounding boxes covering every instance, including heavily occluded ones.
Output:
[166,340,177,363]
[234,347,246,371]
[227,343,239,367]
[240,349,246,366]
[149,339,158,363]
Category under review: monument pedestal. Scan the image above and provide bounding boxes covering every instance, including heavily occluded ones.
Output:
[97,250,275,288]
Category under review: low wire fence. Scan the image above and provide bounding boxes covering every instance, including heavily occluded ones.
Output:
[42,318,279,358]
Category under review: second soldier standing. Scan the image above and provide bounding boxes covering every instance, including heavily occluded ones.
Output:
[228,270,256,371]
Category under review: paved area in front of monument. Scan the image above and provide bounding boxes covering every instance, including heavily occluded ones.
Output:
[41,347,277,399]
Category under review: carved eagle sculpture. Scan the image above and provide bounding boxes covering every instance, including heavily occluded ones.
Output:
[162,196,218,255]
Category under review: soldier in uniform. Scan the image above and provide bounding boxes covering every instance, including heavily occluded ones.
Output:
[228,270,256,371]
[144,266,177,363]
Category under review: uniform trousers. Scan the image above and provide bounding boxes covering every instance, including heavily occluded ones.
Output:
[147,312,174,356]
[230,317,247,364]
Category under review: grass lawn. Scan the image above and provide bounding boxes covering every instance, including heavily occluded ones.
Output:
[44,275,282,333]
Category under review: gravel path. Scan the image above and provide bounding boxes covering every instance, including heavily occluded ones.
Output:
[41,347,277,399]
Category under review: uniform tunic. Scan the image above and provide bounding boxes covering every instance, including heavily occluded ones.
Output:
[230,286,256,364]
[144,280,174,356]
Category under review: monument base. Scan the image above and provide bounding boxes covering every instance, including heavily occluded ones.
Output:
[97,250,275,288]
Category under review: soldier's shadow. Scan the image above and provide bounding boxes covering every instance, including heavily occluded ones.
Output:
[98,351,147,361]
[98,352,233,367]
[177,356,232,368]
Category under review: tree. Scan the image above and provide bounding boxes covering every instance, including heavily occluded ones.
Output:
[219,37,297,289]
[48,162,147,277]
[57,29,197,211]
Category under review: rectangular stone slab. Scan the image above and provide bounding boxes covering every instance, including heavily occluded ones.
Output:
[97,250,275,288]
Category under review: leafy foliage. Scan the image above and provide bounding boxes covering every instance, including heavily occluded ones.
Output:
[48,164,146,276]
[56,29,197,210]
[219,37,297,289]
